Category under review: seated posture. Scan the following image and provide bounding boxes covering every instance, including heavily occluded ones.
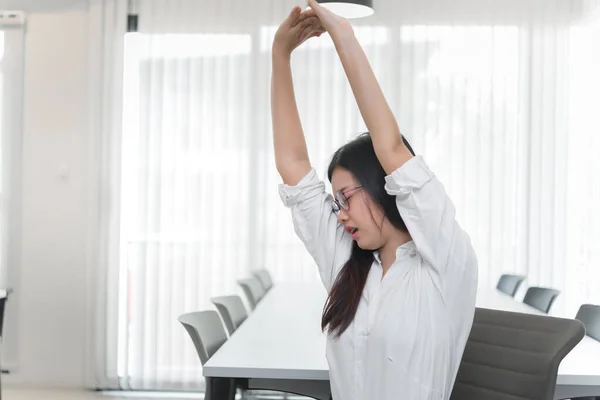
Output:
[271,2,479,399]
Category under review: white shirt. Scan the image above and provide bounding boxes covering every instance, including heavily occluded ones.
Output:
[278,155,478,400]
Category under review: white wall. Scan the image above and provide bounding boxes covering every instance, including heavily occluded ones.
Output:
[4,8,94,388]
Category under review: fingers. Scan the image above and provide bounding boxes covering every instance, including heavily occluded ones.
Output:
[307,0,323,13]
[304,30,325,42]
[299,27,313,43]
[285,6,302,25]
[293,8,317,26]
[299,23,326,43]
[312,27,326,38]
[308,29,326,41]
[292,15,320,36]
[300,16,320,28]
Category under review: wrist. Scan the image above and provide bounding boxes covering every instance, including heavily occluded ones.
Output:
[330,22,355,43]
[272,43,292,62]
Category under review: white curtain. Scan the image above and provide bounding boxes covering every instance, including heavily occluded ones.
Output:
[0,23,24,371]
[563,0,600,324]
[87,0,128,389]
[97,0,600,390]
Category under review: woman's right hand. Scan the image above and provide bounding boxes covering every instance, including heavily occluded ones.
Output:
[273,6,325,57]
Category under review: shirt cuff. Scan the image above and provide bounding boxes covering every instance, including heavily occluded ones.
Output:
[278,168,326,207]
[384,155,435,195]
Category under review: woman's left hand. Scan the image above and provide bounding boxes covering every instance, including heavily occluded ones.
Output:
[306,0,354,38]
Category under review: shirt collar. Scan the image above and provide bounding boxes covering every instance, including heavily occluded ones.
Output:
[373,240,417,264]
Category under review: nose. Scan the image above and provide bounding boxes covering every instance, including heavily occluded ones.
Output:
[337,209,349,223]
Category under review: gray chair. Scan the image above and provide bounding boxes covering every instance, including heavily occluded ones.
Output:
[0,288,12,400]
[253,269,274,292]
[496,274,526,297]
[451,307,585,400]
[178,311,240,400]
[211,295,248,336]
[575,304,600,342]
[573,304,600,399]
[238,277,265,310]
[523,287,561,314]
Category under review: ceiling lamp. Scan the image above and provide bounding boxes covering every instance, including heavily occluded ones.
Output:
[317,0,374,19]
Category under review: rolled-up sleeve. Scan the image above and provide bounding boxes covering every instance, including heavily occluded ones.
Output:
[384,155,473,275]
[279,169,352,290]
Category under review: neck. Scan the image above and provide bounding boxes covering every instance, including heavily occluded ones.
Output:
[379,230,412,276]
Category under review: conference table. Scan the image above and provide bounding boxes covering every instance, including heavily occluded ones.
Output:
[203,282,600,400]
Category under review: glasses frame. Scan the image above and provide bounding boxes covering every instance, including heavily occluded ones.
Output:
[332,185,363,214]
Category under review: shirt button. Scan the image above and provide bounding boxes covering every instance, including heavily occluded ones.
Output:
[362,329,370,336]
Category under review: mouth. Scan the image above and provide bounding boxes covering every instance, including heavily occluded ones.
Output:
[345,226,359,239]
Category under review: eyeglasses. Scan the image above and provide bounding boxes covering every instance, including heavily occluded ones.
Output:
[332,185,363,214]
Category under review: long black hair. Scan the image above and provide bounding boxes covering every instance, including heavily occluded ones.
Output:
[321,132,415,338]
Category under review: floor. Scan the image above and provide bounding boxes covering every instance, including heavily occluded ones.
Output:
[3,390,182,400]
[2,389,308,400]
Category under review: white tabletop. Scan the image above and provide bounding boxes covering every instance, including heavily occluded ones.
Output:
[204,282,329,380]
[203,281,600,394]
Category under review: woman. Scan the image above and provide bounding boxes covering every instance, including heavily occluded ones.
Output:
[271,1,478,399]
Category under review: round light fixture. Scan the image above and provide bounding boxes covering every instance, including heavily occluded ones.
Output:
[317,0,374,19]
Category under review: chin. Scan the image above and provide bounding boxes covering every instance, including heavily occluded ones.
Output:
[356,239,377,251]
[356,234,386,251]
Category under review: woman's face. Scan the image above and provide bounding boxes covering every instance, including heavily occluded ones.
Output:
[331,167,388,250]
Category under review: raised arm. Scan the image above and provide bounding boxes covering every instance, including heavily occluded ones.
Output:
[271,7,325,185]
[306,0,412,175]
[307,0,478,277]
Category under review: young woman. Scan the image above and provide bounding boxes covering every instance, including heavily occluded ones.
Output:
[271,2,478,399]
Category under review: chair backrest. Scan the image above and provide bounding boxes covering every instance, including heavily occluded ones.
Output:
[496,274,525,297]
[0,288,13,339]
[523,287,561,314]
[451,307,585,400]
[575,303,600,342]
[237,277,265,310]
[178,310,228,365]
[211,295,248,336]
[253,270,273,292]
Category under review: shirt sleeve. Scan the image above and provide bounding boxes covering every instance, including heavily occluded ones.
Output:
[279,169,353,291]
[384,155,475,276]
